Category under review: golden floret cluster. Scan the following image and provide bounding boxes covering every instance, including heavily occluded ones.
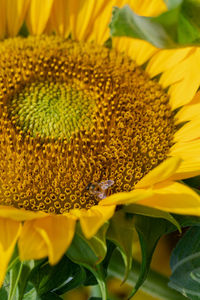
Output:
[0,36,175,213]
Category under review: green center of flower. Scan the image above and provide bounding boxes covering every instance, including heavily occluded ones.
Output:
[9,81,95,139]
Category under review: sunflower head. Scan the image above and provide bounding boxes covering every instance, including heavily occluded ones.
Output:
[0,35,176,215]
[1,1,200,299]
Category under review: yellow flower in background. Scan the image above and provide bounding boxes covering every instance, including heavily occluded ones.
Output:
[0,0,200,288]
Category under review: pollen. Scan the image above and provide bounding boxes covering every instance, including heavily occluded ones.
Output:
[0,35,175,214]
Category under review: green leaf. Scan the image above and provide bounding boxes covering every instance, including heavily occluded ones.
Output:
[110,5,176,48]
[29,256,75,296]
[82,223,109,265]
[131,215,174,297]
[182,0,200,30]
[123,204,181,232]
[164,0,183,9]
[169,226,200,299]
[89,298,108,300]
[172,215,200,228]
[66,223,109,300]
[102,241,116,273]
[40,292,62,300]
[55,266,87,295]
[67,222,108,267]
[107,210,135,282]
[7,260,24,300]
[107,207,179,293]
[108,250,187,300]
[67,233,99,266]
[6,247,33,300]
[83,268,98,286]
[23,288,41,300]
[110,0,200,48]
[18,261,33,300]
[0,286,8,300]
[89,298,112,300]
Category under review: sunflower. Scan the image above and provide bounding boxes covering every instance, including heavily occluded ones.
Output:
[0,0,200,288]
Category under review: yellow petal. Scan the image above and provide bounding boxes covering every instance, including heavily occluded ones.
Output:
[69,0,114,42]
[47,0,70,37]
[6,0,30,37]
[169,141,200,180]
[113,37,158,66]
[72,205,115,239]
[169,163,200,180]
[42,18,53,35]
[188,90,200,105]
[135,157,182,189]
[18,220,48,261]
[35,215,76,264]
[136,181,200,215]
[127,0,167,16]
[117,0,166,16]
[87,0,116,44]
[160,48,200,109]
[176,102,200,123]
[26,0,54,35]
[0,218,21,286]
[0,0,6,39]
[170,140,200,160]
[69,0,97,41]
[174,118,200,142]
[100,189,153,206]
[147,48,191,77]
[0,206,47,221]
[19,214,76,264]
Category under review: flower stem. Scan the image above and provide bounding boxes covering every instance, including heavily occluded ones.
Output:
[8,262,23,300]
[7,256,20,273]
[108,250,186,300]
[96,277,108,300]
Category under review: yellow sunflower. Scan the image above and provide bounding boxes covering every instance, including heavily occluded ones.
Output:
[0,0,200,288]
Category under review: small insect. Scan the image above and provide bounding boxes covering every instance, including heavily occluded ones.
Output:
[86,180,114,200]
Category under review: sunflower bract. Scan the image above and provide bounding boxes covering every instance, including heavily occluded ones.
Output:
[0,35,175,214]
